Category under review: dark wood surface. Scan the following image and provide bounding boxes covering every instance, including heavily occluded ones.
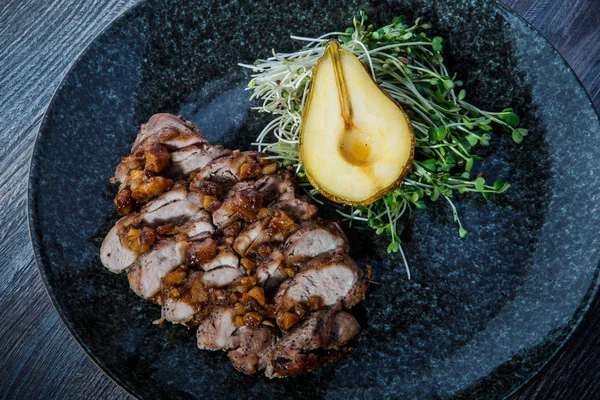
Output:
[1,0,598,398]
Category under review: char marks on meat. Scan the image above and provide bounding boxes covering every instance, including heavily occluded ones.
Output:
[99,113,371,378]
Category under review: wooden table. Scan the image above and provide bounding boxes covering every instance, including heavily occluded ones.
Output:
[1,0,598,398]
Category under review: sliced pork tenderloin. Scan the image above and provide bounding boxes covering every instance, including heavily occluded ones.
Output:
[161,271,210,325]
[201,266,244,288]
[274,252,367,320]
[282,221,348,265]
[273,173,318,221]
[211,181,257,229]
[264,307,346,378]
[255,249,287,297]
[112,155,144,185]
[228,326,276,375]
[197,306,240,350]
[100,213,142,273]
[330,311,361,347]
[132,113,207,153]
[193,150,263,186]
[200,249,239,271]
[179,210,214,241]
[166,145,231,178]
[128,240,187,300]
[162,297,196,325]
[254,172,318,221]
[141,187,200,227]
[233,210,297,257]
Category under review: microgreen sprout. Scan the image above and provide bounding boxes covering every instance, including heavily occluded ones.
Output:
[240,12,525,277]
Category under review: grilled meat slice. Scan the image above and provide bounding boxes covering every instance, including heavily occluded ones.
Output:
[255,249,287,297]
[232,218,267,256]
[211,181,259,228]
[283,221,348,265]
[166,145,231,178]
[162,297,195,325]
[228,326,276,375]
[201,266,244,288]
[179,210,214,241]
[330,311,361,347]
[197,306,240,350]
[200,249,239,271]
[233,211,297,257]
[112,155,144,185]
[274,252,365,322]
[128,240,187,299]
[141,188,200,227]
[162,271,210,325]
[264,307,352,378]
[273,174,318,221]
[133,113,207,153]
[342,264,373,309]
[193,151,263,186]
[100,213,141,273]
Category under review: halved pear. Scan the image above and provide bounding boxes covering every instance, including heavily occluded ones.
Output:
[300,41,415,206]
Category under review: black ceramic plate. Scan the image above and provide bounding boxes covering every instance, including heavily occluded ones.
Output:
[28,0,600,399]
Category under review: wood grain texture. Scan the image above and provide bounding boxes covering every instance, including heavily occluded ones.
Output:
[0,0,597,399]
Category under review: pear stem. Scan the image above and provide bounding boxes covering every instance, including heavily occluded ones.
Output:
[328,42,354,129]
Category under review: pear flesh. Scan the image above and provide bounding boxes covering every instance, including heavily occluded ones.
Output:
[300,41,415,206]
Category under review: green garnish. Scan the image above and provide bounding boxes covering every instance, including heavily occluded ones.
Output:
[240,11,527,278]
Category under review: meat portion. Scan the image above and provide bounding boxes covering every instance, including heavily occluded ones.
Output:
[141,188,199,227]
[254,172,318,221]
[228,326,276,375]
[197,307,239,350]
[256,249,286,296]
[256,250,288,298]
[100,213,141,273]
[233,211,297,257]
[273,174,318,221]
[166,145,231,178]
[180,210,214,241]
[211,181,257,228]
[161,270,210,325]
[132,113,207,152]
[201,249,239,271]
[201,266,243,288]
[232,218,265,256]
[193,151,263,186]
[128,240,187,299]
[264,307,356,378]
[283,221,348,265]
[112,155,144,185]
[162,297,195,325]
[101,113,371,379]
[275,252,364,318]
[330,311,361,347]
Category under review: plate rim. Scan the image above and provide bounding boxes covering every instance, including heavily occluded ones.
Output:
[26,1,600,399]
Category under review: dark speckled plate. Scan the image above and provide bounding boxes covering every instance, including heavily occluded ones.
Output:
[28,0,600,399]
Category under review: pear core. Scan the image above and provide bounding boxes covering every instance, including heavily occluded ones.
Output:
[300,41,415,206]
